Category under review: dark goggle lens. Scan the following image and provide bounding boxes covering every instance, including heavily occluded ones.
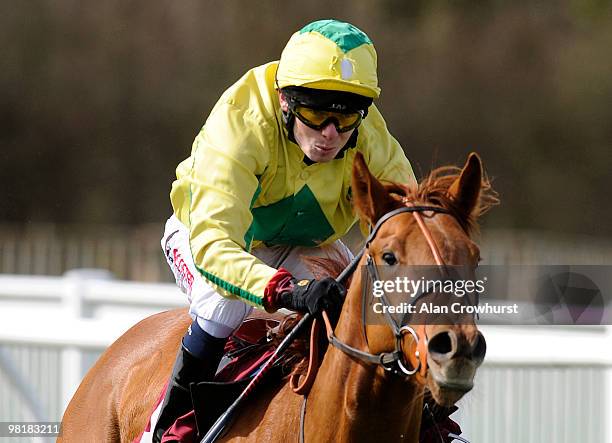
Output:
[293,105,362,132]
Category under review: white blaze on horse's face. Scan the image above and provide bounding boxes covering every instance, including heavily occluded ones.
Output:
[352,152,489,408]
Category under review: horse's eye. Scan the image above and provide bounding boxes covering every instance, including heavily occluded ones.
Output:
[382,252,398,265]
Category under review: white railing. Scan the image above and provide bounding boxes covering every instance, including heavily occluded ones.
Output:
[0,270,183,415]
[0,271,611,442]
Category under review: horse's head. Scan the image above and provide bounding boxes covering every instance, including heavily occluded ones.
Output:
[344,151,497,408]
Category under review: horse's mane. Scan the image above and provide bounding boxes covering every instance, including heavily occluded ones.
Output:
[385,165,499,236]
[271,164,499,378]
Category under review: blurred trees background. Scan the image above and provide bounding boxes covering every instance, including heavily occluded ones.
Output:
[2,0,611,236]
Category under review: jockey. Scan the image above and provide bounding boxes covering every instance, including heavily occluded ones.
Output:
[154,19,415,441]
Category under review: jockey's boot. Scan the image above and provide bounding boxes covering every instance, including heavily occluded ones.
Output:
[152,321,227,443]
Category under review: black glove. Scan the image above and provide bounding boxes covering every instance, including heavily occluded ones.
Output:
[277,277,345,317]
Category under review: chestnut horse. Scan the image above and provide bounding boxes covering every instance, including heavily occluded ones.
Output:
[60,152,496,442]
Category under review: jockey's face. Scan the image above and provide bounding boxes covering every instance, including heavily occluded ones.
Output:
[279,92,355,163]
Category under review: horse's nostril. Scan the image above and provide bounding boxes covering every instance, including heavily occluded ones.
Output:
[428,331,454,358]
[472,332,487,361]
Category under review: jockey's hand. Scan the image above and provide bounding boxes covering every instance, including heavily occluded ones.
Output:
[279,277,345,318]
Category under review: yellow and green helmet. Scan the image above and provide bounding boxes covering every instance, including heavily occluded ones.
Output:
[276,19,380,99]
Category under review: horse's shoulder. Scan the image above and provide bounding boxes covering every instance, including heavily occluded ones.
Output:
[114,309,192,440]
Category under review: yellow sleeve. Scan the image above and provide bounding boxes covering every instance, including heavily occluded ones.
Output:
[361,104,417,187]
[172,102,277,307]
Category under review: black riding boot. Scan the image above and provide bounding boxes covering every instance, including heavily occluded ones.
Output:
[152,323,227,443]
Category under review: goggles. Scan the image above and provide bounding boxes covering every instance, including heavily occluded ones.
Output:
[289,103,364,133]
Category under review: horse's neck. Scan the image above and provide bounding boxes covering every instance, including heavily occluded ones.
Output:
[304,273,424,443]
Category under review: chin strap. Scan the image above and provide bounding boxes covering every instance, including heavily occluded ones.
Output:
[281,108,298,145]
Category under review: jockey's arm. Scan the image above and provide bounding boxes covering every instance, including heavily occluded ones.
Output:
[359,104,417,187]
[170,101,277,309]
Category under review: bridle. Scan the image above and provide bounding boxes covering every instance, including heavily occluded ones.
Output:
[298,200,465,443]
[293,197,484,443]
[323,201,451,378]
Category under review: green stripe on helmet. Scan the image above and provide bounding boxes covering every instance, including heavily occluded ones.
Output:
[299,19,372,53]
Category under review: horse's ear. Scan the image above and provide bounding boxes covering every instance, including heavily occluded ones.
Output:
[447,152,483,217]
[351,152,395,224]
